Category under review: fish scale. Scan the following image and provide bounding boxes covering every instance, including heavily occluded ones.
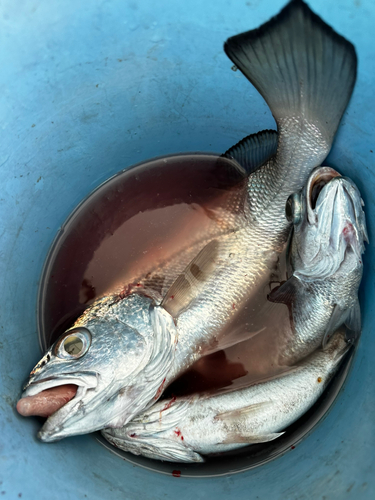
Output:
[102,332,350,462]
[102,167,368,461]
[18,0,360,442]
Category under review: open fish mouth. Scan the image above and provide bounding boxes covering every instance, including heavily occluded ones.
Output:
[18,373,98,431]
[23,372,98,397]
[306,167,341,223]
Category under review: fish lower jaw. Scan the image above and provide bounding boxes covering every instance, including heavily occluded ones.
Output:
[37,385,94,442]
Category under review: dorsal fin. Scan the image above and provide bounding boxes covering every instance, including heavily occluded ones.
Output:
[224,0,357,171]
[161,240,220,317]
[222,129,278,175]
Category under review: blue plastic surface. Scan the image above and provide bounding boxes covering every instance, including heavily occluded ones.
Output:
[0,0,374,498]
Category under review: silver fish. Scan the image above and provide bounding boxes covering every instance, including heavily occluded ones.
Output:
[21,295,178,441]
[270,167,368,363]
[101,170,367,460]
[157,0,357,381]
[18,0,357,441]
[102,332,349,463]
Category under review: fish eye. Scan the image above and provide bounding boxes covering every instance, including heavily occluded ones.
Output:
[55,328,92,360]
[285,193,302,224]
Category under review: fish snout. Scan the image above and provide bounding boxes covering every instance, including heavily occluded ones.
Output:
[26,352,53,386]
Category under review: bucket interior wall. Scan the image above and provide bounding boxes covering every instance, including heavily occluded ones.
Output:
[0,0,374,498]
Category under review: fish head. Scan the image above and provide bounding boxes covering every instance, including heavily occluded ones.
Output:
[21,294,173,442]
[286,166,368,279]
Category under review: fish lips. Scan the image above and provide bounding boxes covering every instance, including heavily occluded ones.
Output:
[22,371,99,442]
[305,166,341,225]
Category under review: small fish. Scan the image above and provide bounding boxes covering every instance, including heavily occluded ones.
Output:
[270,166,368,362]
[102,332,350,463]
[18,0,357,441]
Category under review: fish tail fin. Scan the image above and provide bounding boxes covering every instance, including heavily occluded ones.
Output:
[225,0,357,169]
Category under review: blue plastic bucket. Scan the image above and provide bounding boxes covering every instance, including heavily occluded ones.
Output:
[1,0,374,498]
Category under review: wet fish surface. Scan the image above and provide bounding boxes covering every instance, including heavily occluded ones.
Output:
[18,0,358,442]
[169,167,368,394]
[101,170,367,461]
[156,0,357,382]
[102,332,350,463]
[269,167,368,364]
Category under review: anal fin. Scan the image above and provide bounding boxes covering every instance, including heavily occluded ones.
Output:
[221,431,284,445]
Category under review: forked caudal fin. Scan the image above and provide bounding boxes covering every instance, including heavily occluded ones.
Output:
[224,0,357,172]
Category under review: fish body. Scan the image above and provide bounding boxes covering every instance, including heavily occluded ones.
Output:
[270,167,368,363]
[19,0,358,441]
[102,332,349,462]
[158,0,357,381]
[102,170,367,461]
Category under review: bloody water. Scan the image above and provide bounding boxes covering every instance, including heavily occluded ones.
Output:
[39,152,291,397]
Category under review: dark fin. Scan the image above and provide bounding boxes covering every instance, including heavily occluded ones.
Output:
[224,0,357,165]
[212,155,248,189]
[268,275,301,305]
[344,298,361,341]
[221,431,284,445]
[222,129,278,175]
[161,240,220,317]
[322,304,347,350]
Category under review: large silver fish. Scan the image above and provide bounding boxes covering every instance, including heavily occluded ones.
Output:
[101,169,367,461]
[154,0,357,380]
[185,167,368,390]
[18,0,357,441]
[270,167,368,363]
[102,332,350,463]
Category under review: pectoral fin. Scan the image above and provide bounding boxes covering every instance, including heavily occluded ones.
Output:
[268,276,302,305]
[322,304,347,350]
[215,401,283,444]
[220,431,284,445]
[344,298,361,341]
[161,239,220,317]
[215,401,273,422]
